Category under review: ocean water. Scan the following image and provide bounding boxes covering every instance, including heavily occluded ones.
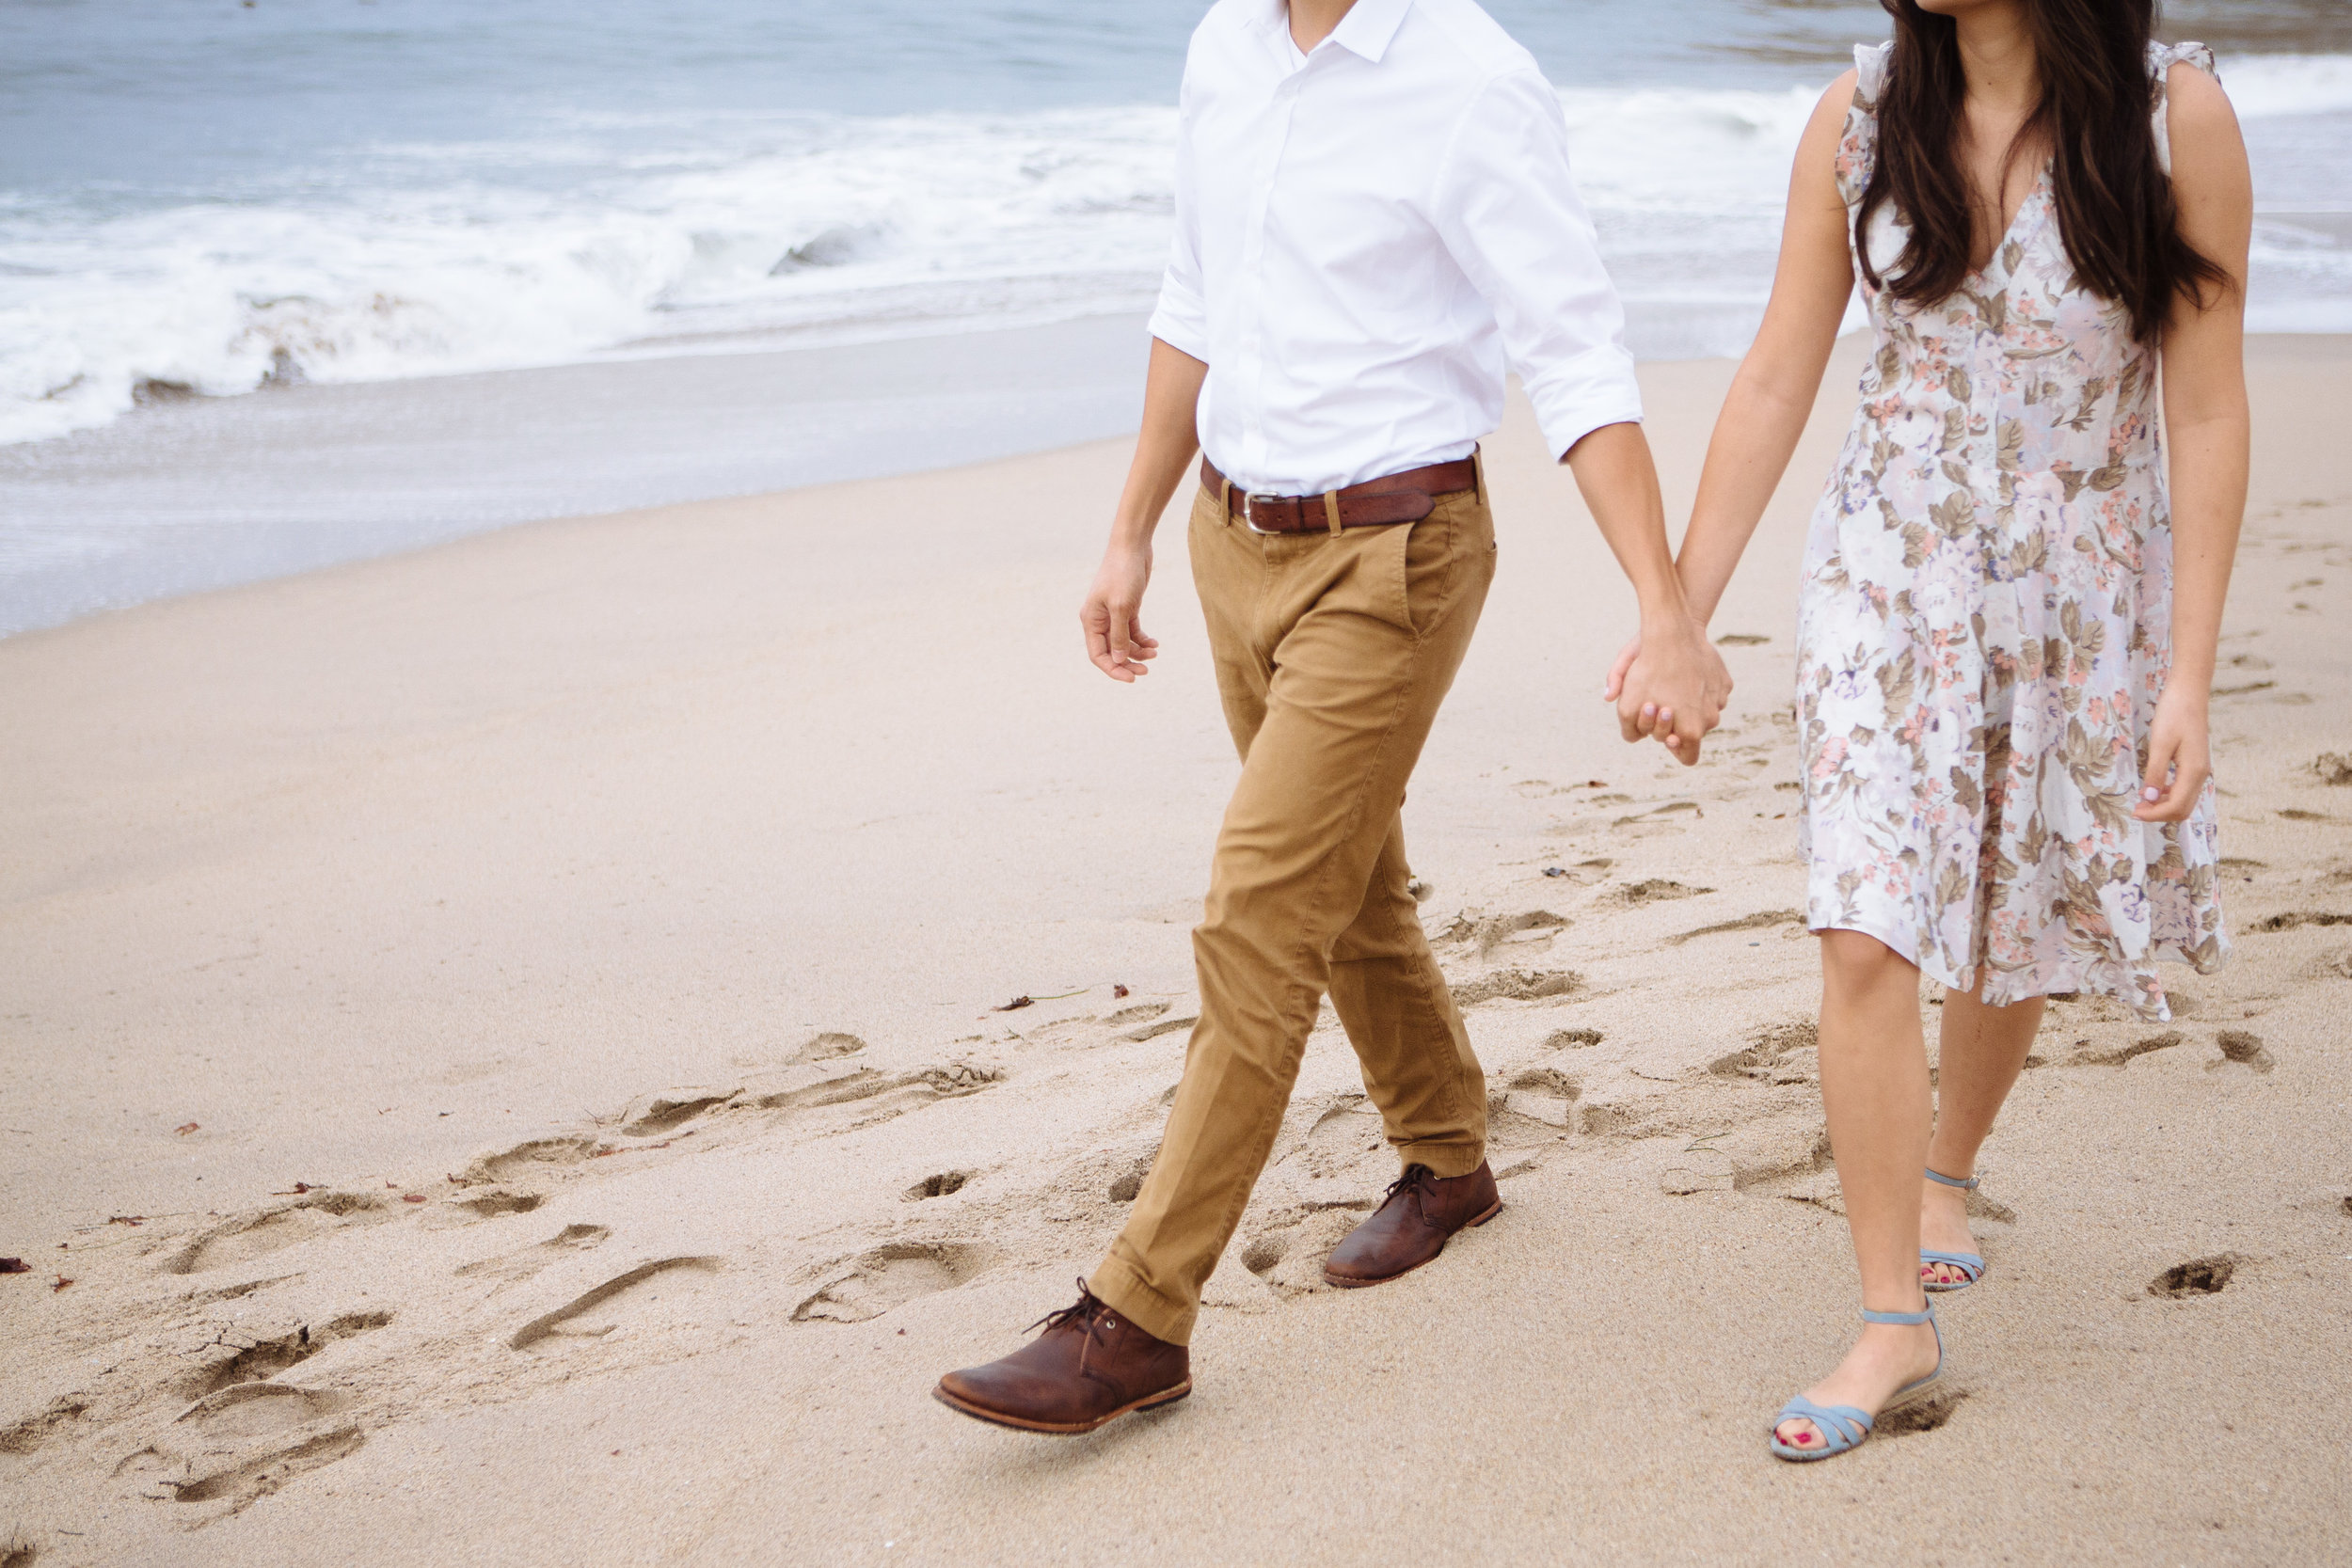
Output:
[3,0,2349,632]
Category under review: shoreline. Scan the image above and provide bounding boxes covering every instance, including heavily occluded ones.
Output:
[7,327,2349,644]
[2,338,2347,1564]
[0,312,1153,640]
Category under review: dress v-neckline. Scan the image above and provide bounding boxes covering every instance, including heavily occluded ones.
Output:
[1967,162,2050,280]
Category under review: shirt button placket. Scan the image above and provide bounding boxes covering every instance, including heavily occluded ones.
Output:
[1239,64,1304,488]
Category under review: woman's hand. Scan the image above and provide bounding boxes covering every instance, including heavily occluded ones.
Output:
[1602,632,1641,706]
[1080,543,1159,682]
[2134,682,2212,822]
[1609,612,1731,765]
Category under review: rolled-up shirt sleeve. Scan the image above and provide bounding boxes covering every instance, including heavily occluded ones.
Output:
[1146,67,1210,361]
[1430,69,1642,459]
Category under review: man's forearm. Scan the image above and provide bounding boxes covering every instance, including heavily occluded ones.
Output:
[1110,340,1210,544]
[1563,421,1693,618]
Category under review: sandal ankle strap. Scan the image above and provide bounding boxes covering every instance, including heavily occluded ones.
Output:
[1924,1166,1979,1191]
[1861,1306,1934,1325]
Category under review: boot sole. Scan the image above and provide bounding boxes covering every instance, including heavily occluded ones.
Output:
[931,1377,1193,1435]
[1321,1197,1502,1290]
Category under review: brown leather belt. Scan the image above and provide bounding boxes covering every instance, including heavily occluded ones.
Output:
[1200,452,1480,534]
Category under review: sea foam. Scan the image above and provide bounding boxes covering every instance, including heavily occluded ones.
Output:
[2,57,2345,448]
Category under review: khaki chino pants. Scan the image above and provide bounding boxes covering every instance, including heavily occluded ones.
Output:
[1091,477,1497,1346]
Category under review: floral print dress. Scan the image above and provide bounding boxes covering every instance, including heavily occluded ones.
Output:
[1796,40,2227,1020]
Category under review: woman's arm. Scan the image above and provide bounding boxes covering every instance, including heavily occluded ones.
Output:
[1606,72,1858,700]
[1678,71,1860,622]
[2138,62,2253,821]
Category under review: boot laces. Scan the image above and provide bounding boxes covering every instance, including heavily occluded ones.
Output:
[1378,1164,1438,1211]
[1029,1278,1116,1343]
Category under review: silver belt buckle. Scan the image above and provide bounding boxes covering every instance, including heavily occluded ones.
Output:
[1241,492,1284,533]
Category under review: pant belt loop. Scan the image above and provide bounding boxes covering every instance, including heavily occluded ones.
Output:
[1323,490,1343,536]
[1472,447,1487,507]
[1218,474,1231,524]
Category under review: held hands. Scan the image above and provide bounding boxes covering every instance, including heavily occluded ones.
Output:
[2134,683,2211,822]
[1080,542,1160,682]
[1602,611,1732,765]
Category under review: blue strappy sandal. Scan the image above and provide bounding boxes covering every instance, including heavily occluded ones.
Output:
[1768,1305,1943,1463]
[1920,1166,1985,1292]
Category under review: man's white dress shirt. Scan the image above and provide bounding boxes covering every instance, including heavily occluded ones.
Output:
[1149,0,1643,497]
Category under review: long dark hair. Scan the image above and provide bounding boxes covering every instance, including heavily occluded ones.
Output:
[1857,0,2230,341]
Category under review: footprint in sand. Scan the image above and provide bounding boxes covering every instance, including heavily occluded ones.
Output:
[460,1135,604,1187]
[789,1243,988,1324]
[2249,911,2352,933]
[1452,968,1583,1006]
[2209,1030,2277,1074]
[167,1194,397,1276]
[790,1032,868,1065]
[1497,1067,1581,1130]
[1439,909,1568,957]
[1239,1209,1368,1296]
[1281,1094,1389,1181]
[1105,1149,1159,1204]
[1708,1020,1817,1080]
[174,1383,349,1444]
[1,1396,89,1456]
[455,1223,611,1289]
[2149,1254,2241,1298]
[126,1424,368,1513]
[173,1311,393,1401]
[619,1089,739,1136]
[903,1170,974,1200]
[453,1190,546,1218]
[509,1256,727,1350]
[1666,909,1803,946]
[2068,1030,2183,1068]
[1611,800,1703,835]
[749,1061,1005,1118]
[1877,1388,1968,1437]
[1611,879,1713,906]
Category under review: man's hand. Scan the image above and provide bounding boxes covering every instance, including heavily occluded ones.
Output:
[1604,614,1731,764]
[2134,682,2211,822]
[1080,543,1160,682]
[1083,339,1204,683]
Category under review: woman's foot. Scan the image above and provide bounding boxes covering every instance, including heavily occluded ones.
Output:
[1770,1317,1941,1454]
[1919,1170,1978,1288]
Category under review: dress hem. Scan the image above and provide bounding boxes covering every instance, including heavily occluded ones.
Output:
[1804,912,2227,1023]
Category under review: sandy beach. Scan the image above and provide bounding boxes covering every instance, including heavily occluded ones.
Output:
[3,337,2349,1565]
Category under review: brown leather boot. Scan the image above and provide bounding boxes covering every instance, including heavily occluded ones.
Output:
[1322,1161,1502,1288]
[933,1281,1191,1434]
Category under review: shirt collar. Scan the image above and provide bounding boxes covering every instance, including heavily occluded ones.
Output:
[1248,0,1413,65]
[1327,0,1411,63]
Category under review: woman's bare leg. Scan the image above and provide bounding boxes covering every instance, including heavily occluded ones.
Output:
[1918,978,2045,1284]
[1772,929,1941,1452]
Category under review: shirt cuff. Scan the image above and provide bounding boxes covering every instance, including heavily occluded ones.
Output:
[1146,277,1210,362]
[1523,343,1645,459]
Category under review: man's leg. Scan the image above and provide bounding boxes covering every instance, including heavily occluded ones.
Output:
[1327,815,1486,1176]
[935,487,1495,1433]
[1090,488,1497,1343]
